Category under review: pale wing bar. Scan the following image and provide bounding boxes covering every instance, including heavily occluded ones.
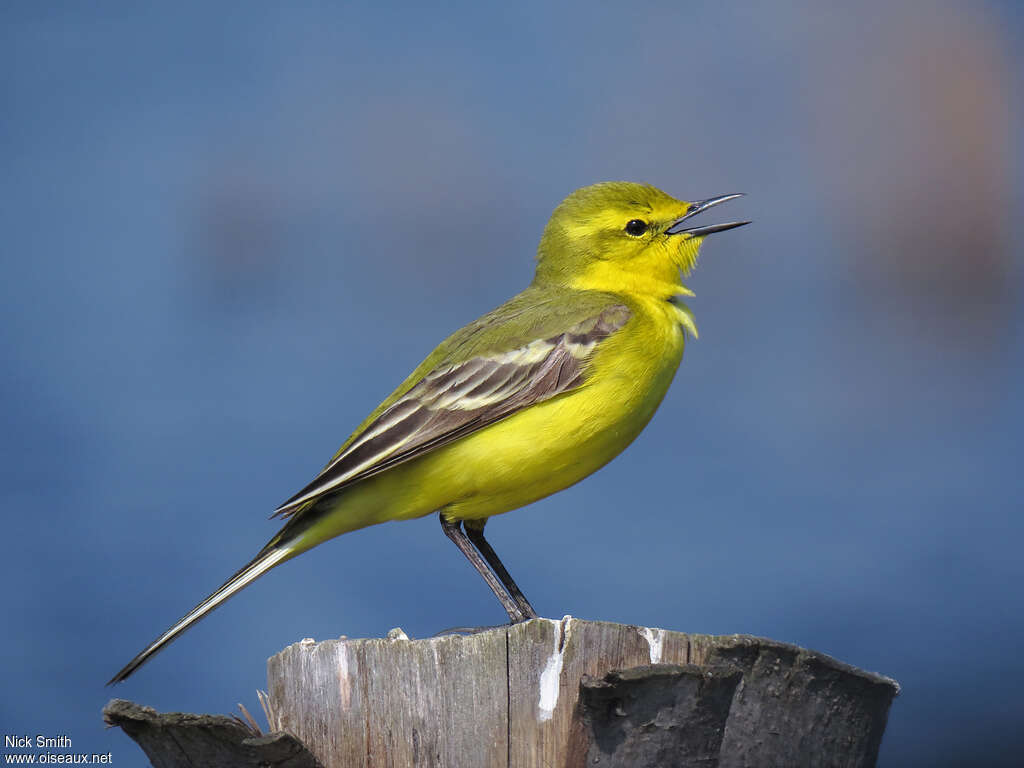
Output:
[273,305,631,519]
[272,344,573,518]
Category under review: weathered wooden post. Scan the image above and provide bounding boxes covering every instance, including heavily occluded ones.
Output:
[265,617,898,767]
[105,617,898,767]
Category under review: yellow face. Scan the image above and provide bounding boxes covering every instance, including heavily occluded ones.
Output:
[535,182,743,296]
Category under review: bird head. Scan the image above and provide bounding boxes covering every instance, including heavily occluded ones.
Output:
[534,182,747,296]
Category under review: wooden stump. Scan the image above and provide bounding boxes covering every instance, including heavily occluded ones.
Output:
[266,617,899,767]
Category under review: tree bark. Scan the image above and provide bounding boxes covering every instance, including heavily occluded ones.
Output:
[102,698,322,768]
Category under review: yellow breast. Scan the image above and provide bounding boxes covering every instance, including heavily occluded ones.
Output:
[432,294,686,520]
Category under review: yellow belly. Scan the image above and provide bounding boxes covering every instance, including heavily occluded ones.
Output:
[295,299,686,549]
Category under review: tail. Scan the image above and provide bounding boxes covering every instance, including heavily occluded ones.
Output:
[107,544,293,684]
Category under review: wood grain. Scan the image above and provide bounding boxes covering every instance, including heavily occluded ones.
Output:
[265,618,898,768]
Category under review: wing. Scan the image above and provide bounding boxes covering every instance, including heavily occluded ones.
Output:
[273,303,631,519]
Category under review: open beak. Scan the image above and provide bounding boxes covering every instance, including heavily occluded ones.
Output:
[665,193,750,237]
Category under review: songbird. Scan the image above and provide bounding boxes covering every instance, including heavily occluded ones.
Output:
[109,181,747,683]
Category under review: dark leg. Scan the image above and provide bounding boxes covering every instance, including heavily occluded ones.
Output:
[439,514,528,623]
[464,519,539,620]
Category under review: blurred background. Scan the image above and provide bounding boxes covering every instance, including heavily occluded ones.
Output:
[2,1,1021,765]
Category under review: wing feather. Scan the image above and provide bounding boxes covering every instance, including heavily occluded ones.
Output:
[273,304,631,518]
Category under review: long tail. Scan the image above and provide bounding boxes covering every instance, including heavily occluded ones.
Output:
[107,544,294,684]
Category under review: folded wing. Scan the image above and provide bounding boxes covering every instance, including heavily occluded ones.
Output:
[274,304,631,519]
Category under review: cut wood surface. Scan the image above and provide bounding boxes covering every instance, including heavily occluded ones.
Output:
[266,617,899,768]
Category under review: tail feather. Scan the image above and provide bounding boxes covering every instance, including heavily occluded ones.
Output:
[107,545,293,684]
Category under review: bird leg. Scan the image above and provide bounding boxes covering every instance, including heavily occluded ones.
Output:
[463,519,539,620]
[439,514,534,623]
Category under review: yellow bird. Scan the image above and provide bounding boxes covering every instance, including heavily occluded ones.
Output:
[110,181,747,683]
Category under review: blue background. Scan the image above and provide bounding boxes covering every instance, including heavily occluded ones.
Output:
[2,2,1021,765]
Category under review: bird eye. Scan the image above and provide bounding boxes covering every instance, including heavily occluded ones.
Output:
[624,219,649,236]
